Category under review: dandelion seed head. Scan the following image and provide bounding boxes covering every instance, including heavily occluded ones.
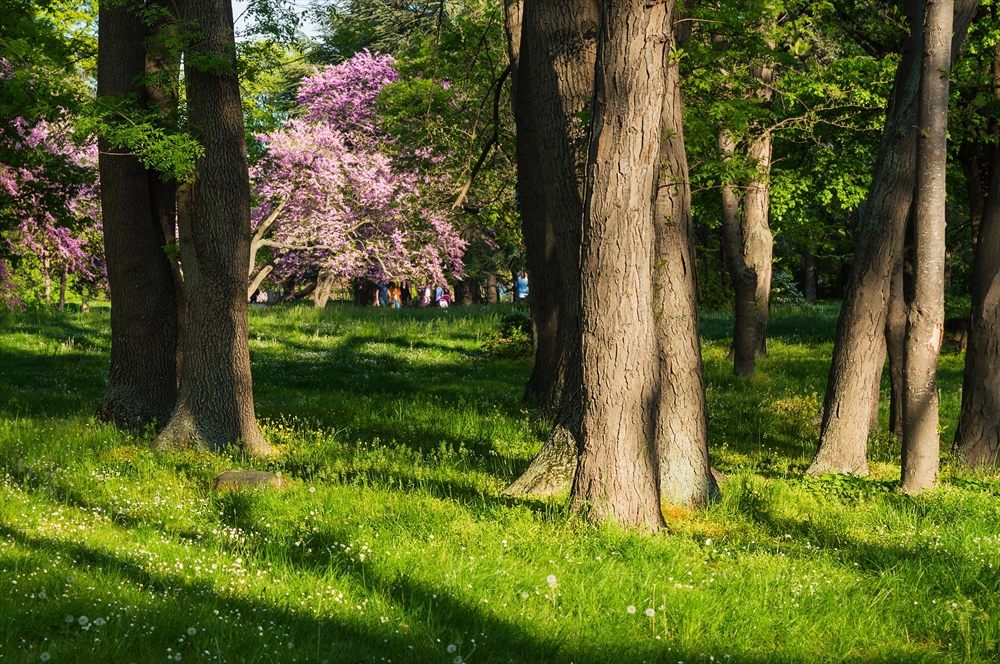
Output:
[64,615,74,623]
[78,616,88,626]
[645,608,655,617]
[454,657,463,664]
[446,644,457,653]
[309,487,316,493]
[187,628,196,636]
[627,605,636,614]
[40,654,51,662]
[521,592,529,599]
[94,618,106,626]
[546,575,557,588]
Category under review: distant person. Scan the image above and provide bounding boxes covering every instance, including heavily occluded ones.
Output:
[514,271,529,301]
[497,283,507,301]
[419,285,432,307]
[435,285,444,303]
[438,289,451,307]
[372,288,380,307]
[389,284,402,309]
[377,282,390,308]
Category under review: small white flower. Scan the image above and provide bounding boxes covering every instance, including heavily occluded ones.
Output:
[446,644,457,653]
[78,616,89,626]
[38,591,46,599]
[287,642,293,649]
[546,575,557,588]
[501,539,507,546]
[309,486,316,493]
[627,606,636,614]
[705,538,712,546]
[645,608,655,617]
[521,592,529,599]
[187,628,196,636]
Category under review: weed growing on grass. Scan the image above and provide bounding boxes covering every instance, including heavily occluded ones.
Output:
[0,303,998,662]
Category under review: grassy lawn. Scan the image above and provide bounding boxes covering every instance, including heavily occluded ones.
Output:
[0,302,998,663]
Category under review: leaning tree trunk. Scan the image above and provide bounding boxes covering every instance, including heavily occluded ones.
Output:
[571,0,670,530]
[807,0,977,476]
[955,142,1000,466]
[95,0,181,430]
[719,132,758,377]
[156,0,271,455]
[901,0,952,493]
[653,19,719,507]
[504,0,597,496]
[886,238,907,438]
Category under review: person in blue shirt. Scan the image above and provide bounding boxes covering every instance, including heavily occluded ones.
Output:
[514,271,529,300]
[377,282,390,307]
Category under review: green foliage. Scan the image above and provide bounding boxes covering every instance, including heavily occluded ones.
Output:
[770,267,808,306]
[481,302,532,358]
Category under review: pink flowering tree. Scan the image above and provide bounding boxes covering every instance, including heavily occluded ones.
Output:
[248,50,465,304]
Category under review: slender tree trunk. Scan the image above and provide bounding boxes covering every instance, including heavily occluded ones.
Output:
[571,0,669,529]
[955,143,1000,466]
[57,267,67,311]
[743,130,773,356]
[156,0,270,455]
[901,0,953,493]
[486,274,498,304]
[42,255,51,306]
[886,233,908,438]
[654,19,718,506]
[719,132,757,376]
[803,236,817,304]
[95,0,181,430]
[504,0,596,495]
[807,0,977,476]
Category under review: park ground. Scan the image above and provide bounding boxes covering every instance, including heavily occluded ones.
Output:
[0,302,998,663]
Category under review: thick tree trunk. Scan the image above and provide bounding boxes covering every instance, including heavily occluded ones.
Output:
[901,0,952,493]
[719,132,758,376]
[95,0,181,430]
[955,143,1000,466]
[807,0,976,476]
[571,0,669,529]
[653,27,718,507]
[486,274,498,304]
[312,270,334,308]
[504,0,596,495]
[516,0,594,420]
[156,0,270,455]
[743,131,773,356]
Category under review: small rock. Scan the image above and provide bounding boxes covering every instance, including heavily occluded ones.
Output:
[213,470,286,491]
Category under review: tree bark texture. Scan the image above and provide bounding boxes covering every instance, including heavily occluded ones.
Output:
[743,130,774,357]
[96,0,181,430]
[571,0,672,529]
[807,0,977,477]
[504,0,597,496]
[901,0,952,493]
[516,0,596,424]
[155,0,270,455]
[803,236,817,303]
[886,235,908,438]
[955,141,1000,467]
[653,34,719,507]
[719,132,758,376]
[486,274,499,304]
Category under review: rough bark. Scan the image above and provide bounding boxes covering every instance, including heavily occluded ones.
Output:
[312,270,335,308]
[653,25,719,507]
[807,0,977,477]
[900,0,952,493]
[571,0,669,529]
[803,236,817,304]
[486,274,499,304]
[743,130,774,357]
[95,0,181,430]
[155,0,271,455]
[955,142,1000,466]
[504,0,597,495]
[719,132,758,377]
[886,234,908,438]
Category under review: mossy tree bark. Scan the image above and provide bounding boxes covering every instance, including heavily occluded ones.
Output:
[96,0,181,430]
[900,0,953,493]
[155,0,271,455]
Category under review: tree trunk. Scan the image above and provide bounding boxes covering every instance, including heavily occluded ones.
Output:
[57,267,67,312]
[803,236,817,304]
[743,131,773,356]
[504,0,596,495]
[95,0,181,430]
[719,132,758,377]
[486,274,498,304]
[42,255,51,306]
[653,19,718,507]
[571,0,669,529]
[807,0,976,477]
[886,236,908,438]
[312,270,334,308]
[155,0,270,456]
[955,142,1000,466]
[900,0,952,493]
[516,0,594,420]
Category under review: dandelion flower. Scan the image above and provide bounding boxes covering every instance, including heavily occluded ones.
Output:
[94,618,106,626]
[38,591,46,600]
[645,608,655,617]
[174,654,182,662]
[454,657,463,664]
[546,575,557,588]
[446,644,457,653]
[627,606,636,614]
[287,642,294,649]
[187,628,197,636]
[309,487,316,493]
[521,592,529,599]
[78,616,89,626]
[64,615,74,623]
[40,654,51,662]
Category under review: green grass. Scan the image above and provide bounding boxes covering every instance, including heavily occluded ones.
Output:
[0,302,998,663]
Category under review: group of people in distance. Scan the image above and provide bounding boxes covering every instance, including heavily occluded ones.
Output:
[372,272,529,309]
